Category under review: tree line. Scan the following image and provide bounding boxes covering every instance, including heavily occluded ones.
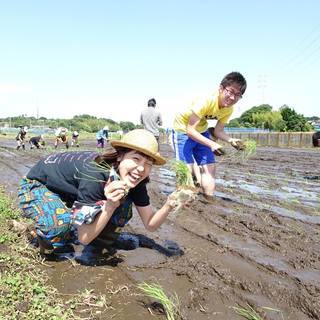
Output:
[0,114,142,133]
[227,104,316,132]
[1,104,318,133]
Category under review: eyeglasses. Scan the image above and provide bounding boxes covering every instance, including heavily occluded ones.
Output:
[224,87,242,99]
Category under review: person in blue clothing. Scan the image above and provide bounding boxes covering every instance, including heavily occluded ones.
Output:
[96,126,109,148]
[18,129,180,255]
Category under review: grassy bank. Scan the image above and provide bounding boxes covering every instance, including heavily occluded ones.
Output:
[0,188,79,319]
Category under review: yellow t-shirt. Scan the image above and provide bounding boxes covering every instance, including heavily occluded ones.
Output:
[173,93,234,133]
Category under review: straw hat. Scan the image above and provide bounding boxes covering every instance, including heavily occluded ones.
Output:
[111,129,166,165]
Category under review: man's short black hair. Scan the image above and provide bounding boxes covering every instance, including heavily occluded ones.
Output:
[220,72,247,95]
[148,98,156,107]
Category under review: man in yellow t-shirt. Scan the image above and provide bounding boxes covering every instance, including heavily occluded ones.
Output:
[172,72,247,200]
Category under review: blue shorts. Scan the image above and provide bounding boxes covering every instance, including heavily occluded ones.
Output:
[172,130,215,165]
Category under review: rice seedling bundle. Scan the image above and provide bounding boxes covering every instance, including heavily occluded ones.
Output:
[170,160,198,213]
[232,304,263,320]
[242,140,257,160]
[138,282,181,320]
[218,139,257,164]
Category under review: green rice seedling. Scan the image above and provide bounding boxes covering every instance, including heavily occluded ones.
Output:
[74,161,130,195]
[170,160,198,213]
[219,139,257,164]
[241,140,257,160]
[232,304,263,320]
[138,282,181,320]
[261,306,284,320]
[171,160,195,188]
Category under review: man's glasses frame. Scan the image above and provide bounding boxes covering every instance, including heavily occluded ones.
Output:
[224,87,242,99]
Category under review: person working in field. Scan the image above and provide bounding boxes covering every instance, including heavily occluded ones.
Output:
[96,126,109,148]
[16,126,28,150]
[54,127,69,149]
[172,71,247,201]
[18,129,181,256]
[29,135,45,149]
[71,131,80,147]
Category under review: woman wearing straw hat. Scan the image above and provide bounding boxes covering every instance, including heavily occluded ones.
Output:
[18,129,179,256]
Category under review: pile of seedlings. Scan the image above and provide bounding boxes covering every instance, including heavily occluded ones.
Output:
[219,139,257,163]
[170,160,198,214]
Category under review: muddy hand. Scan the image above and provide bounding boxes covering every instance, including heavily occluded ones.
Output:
[211,142,225,156]
[166,193,179,210]
[213,147,225,156]
[229,138,245,150]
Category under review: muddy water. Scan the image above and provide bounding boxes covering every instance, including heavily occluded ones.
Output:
[1,136,320,319]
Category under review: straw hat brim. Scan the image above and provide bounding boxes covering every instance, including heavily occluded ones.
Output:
[111,140,166,165]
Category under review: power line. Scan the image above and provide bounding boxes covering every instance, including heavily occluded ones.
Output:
[279,22,320,73]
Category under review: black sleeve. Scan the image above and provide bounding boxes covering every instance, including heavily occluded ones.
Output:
[129,182,150,207]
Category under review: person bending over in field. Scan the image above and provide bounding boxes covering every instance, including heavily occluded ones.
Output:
[96,126,109,148]
[16,126,28,150]
[54,127,69,149]
[172,71,247,201]
[18,129,181,257]
[71,131,80,147]
[29,135,45,149]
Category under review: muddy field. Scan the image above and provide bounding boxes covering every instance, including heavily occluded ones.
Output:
[1,136,320,320]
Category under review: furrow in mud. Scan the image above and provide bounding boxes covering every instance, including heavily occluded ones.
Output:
[1,139,320,319]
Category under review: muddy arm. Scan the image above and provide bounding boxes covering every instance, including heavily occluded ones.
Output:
[135,196,177,232]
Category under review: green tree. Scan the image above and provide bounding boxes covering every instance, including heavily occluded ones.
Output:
[227,118,241,127]
[280,105,313,132]
[119,121,137,131]
[252,111,286,131]
[239,104,273,125]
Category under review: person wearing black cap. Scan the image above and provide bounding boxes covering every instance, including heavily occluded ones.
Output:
[140,98,163,143]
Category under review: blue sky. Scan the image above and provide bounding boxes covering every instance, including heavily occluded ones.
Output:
[0,1,319,126]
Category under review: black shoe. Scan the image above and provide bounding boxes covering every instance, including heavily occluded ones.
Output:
[37,236,54,255]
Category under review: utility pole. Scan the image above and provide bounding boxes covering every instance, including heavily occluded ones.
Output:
[36,98,39,119]
[257,74,267,104]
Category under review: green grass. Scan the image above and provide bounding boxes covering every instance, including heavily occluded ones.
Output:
[0,187,113,319]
